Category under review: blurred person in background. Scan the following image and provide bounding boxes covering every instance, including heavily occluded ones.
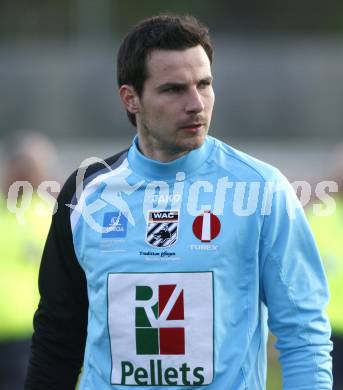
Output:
[0,132,57,390]
[307,145,343,390]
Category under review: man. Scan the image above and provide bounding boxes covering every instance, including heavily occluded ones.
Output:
[306,145,343,390]
[0,132,56,389]
[25,14,332,389]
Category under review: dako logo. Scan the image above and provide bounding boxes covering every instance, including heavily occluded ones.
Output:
[135,284,185,355]
[145,210,179,248]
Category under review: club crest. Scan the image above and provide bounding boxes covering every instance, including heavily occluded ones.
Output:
[145,210,179,248]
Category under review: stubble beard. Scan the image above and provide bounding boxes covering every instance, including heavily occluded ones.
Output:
[143,121,207,158]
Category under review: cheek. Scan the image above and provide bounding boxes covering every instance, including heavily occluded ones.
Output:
[141,99,164,122]
[205,91,215,112]
[207,88,215,102]
[154,100,180,118]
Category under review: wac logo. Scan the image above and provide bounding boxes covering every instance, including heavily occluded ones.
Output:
[135,284,185,355]
[145,210,179,248]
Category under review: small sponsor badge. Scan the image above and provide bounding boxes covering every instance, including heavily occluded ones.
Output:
[192,211,221,242]
[102,211,128,238]
[145,210,179,248]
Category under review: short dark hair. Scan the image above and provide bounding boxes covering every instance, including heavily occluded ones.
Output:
[117,14,213,126]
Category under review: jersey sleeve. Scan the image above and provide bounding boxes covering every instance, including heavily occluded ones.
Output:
[259,173,333,389]
[25,171,88,390]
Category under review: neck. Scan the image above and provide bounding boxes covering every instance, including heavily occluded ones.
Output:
[137,135,188,163]
[128,135,214,181]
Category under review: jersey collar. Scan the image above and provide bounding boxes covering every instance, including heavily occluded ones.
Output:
[127,135,214,180]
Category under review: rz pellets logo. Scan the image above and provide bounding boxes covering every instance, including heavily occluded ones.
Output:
[135,284,185,355]
[108,272,214,386]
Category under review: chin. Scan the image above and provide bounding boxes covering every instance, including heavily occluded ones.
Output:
[179,142,203,155]
[184,134,206,151]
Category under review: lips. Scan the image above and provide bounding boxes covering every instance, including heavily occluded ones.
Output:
[180,123,204,130]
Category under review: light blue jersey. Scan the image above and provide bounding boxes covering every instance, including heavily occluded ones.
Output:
[70,136,332,389]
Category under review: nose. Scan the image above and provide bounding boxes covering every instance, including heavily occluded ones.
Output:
[185,87,205,114]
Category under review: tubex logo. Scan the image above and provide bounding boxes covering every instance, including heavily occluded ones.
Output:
[135,284,185,355]
[192,211,221,242]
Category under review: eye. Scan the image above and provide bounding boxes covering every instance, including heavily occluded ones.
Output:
[164,86,182,93]
[198,80,211,89]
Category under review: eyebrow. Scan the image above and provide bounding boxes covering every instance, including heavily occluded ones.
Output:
[156,76,213,92]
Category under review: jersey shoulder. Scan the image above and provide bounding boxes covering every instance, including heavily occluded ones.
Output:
[58,149,129,208]
[209,137,285,183]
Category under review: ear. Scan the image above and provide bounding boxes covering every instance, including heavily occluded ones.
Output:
[118,85,140,114]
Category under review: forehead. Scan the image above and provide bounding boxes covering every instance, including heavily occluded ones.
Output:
[145,45,212,85]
